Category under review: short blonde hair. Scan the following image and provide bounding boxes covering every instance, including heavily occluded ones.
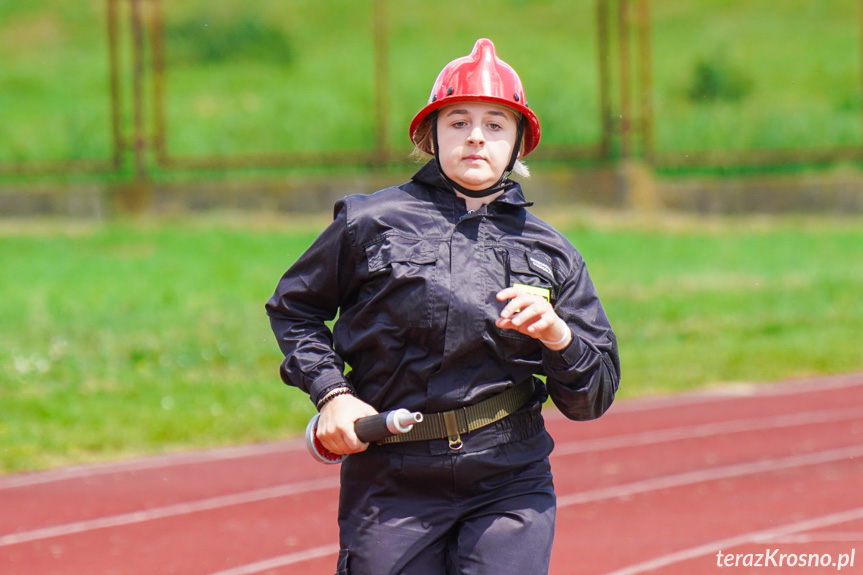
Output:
[410,114,531,179]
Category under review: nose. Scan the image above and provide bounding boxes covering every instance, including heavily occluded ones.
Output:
[466,126,485,146]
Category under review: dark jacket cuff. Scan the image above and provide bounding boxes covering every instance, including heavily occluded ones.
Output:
[309,374,353,407]
[542,329,586,371]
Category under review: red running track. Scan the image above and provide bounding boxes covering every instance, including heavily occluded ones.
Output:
[2,373,863,574]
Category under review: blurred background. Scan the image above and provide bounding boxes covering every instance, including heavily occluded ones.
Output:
[1,0,862,474]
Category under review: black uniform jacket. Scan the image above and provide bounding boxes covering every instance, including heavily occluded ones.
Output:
[266,161,621,421]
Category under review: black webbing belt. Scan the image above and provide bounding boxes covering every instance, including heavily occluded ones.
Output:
[379,379,535,450]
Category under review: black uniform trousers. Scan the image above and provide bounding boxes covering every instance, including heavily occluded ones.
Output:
[335,403,556,575]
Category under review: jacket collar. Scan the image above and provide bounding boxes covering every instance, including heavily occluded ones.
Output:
[411,160,534,208]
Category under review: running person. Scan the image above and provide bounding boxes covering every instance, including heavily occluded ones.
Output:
[266,38,621,575]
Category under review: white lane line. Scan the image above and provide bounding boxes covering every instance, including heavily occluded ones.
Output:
[0,477,339,548]
[768,532,863,543]
[0,439,307,491]
[206,544,340,575]
[193,445,863,575]
[601,506,863,575]
[556,444,863,508]
[553,407,863,456]
[606,372,863,414]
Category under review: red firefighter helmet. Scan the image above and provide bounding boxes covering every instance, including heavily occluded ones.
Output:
[409,38,541,157]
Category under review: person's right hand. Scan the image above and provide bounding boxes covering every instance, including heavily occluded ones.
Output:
[316,394,378,456]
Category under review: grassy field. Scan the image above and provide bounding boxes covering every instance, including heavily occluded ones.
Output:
[0,0,860,166]
[1,210,862,474]
[649,0,863,153]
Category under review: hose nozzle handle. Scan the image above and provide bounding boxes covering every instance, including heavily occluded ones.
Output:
[305,408,423,464]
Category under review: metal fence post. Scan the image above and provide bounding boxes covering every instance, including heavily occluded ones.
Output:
[112,0,154,213]
[373,0,391,163]
[149,0,167,168]
[859,0,863,155]
[636,0,653,161]
[617,0,633,159]
[597,0,613,160]
[106,0,124,170]
[130,0,147,182]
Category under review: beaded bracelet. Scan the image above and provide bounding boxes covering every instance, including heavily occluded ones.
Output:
[316,386,355,411]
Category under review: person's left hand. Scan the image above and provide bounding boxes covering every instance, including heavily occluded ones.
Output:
[496,287,572,350]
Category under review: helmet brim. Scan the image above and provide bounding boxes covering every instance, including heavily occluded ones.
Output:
[409,95,541,157]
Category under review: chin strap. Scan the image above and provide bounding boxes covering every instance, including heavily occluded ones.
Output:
[431,113,527,199]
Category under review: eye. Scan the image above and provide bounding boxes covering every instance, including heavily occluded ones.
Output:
[451,120,468,128]
[487,122,503,131]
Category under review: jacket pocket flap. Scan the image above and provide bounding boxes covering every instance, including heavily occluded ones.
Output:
[509,249,555,283]
[366,235,437,272]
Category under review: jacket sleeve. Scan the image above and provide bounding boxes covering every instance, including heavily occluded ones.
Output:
[264,199,359,407]
[542,256,621,421]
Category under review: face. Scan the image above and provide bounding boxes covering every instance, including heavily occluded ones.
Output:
[435,102,519,191]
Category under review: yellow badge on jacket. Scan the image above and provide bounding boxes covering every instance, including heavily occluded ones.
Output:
[512,283,551,302]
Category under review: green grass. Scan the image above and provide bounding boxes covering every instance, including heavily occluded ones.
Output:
[650,0,863,153]
[0,0,860,167]
[577,218,863,392]
[1,211,862,474]
[0,214,326,472]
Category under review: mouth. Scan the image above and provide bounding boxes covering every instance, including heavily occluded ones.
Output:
[463,155,486,163]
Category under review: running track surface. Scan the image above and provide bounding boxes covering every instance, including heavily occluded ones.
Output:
[2,373,862,574]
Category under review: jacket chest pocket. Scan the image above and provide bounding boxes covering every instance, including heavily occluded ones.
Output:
[506,249,558,301]
[364,235,438,328]
[498,248,559,341]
